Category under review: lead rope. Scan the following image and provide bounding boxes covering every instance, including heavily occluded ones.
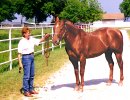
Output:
[44,33,50,66]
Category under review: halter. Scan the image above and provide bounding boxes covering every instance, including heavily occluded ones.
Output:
[59,21,68,41]
[54,21,68,42]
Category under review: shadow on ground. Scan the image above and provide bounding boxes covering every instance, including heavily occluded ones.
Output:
[51,78,117,90]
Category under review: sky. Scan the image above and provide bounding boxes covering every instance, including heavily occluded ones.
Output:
[97,0,123,13]
[12,0,124,22]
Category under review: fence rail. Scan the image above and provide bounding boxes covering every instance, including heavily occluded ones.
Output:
[0,25,65,71]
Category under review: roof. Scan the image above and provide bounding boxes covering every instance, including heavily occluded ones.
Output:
[102,13,124,20]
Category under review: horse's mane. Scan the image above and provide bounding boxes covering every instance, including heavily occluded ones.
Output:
[63,20,82,35]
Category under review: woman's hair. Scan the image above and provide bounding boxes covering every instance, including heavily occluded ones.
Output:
[21,26,30,37]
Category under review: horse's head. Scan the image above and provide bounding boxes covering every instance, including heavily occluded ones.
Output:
[52,17,66,45]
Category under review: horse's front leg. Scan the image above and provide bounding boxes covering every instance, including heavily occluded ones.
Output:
[69,56,80,91]
[79,55,86,92]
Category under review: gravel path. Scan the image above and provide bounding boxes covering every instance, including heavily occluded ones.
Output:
[22,30,130,100]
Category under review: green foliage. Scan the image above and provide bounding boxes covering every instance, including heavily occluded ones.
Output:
[52,0,67,16]
[59,0,82,22]
[0,0,16,22]
[15,0,67,23]
[0,0,103,24]
[119,0,130,21]
[59,0,103,23]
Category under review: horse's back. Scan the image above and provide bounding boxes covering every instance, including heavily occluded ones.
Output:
[106,27,123,52]
[84,27,123,58]
[93,27,122,36]
[96,27,123,52]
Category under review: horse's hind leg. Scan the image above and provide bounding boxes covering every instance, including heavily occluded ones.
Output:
[105,50,114,86]
[115,52,124,86]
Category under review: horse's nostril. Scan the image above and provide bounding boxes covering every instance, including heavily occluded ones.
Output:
[53,40,59,45]
[52,40,58,45]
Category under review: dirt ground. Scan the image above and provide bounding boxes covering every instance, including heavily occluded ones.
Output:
[12,30,130,100]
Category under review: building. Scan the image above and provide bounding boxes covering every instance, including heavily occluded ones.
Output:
[102,13,124,24]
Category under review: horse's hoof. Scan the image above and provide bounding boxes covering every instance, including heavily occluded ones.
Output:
[106,83,111,86]
[79,86,84,92]
[79,88,83,92]
[74,86,79,91]
[118,81,123,86]
[106,80,112,86]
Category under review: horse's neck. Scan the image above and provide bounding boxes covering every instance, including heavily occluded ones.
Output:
[65,24,79,36]
[64,25,86,45]
[63,25,76,45]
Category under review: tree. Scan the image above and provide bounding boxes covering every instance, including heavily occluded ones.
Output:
[119,0,130,21]
[15,0,67,23]
[0,0,16,22]
[86,0,103,22]
[59,0,103,23]
[0,0,103,23]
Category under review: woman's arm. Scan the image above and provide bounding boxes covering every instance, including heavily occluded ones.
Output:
[40,33,50,43]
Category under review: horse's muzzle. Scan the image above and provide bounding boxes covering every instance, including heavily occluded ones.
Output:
[52,39,60,45]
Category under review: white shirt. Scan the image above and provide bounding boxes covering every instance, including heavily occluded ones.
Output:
[18,36,40,54]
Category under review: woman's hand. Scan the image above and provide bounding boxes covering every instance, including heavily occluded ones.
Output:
[18,53,23,73]
[44,33,51,40]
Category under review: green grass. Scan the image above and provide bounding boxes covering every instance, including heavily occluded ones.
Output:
[0,47,69,99]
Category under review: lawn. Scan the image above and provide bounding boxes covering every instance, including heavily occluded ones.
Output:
[0,47,69,99]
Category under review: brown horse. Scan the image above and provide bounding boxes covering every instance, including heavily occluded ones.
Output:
[52,17,124,92]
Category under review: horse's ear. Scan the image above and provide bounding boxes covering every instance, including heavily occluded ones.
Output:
[55,17,59,22]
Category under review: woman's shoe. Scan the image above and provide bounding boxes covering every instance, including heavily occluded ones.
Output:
[24,92,33,97]
[30,90,38,94]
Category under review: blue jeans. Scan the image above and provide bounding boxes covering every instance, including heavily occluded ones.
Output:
[22,54,35,93]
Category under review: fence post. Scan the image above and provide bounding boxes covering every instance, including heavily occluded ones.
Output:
[9,28,12,70]
[60,41,62,48]
[51,27,54,51]
[41,27,44,55]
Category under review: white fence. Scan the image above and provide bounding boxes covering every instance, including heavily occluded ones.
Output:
[0,26,64,71]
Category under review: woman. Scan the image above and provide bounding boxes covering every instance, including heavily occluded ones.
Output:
[18,26,50,97]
